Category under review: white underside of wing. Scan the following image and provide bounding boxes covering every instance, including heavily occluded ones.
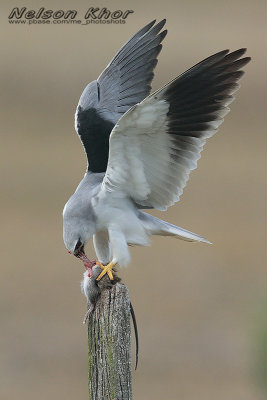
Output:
[101,95,222,210]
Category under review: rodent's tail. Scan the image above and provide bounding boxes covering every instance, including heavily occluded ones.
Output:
[130,302,139,370]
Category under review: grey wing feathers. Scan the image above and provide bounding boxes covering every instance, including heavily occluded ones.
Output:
[75,20,167,173]
[97,19,167,122]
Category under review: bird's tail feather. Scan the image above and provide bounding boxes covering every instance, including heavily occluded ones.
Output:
[138,212,211,244]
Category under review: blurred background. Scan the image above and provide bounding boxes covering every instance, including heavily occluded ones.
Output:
[1,0,266,399]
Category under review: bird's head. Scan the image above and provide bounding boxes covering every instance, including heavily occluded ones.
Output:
[63,217,92,258]
[62,196,96,258]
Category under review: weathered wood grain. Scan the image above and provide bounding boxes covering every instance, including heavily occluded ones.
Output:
[87,282,132,400]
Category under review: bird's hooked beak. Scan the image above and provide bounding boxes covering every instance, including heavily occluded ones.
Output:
[73,239,85,258]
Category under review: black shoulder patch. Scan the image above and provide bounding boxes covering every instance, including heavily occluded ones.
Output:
[76,106,115,173]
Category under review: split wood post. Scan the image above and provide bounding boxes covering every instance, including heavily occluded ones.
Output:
[87,282,132,400]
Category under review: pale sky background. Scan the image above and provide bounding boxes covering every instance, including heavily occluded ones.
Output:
[1,1,266,399]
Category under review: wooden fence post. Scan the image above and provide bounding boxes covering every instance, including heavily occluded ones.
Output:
[87,282,132,400]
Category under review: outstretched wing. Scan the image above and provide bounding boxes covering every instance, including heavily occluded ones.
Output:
[75,20,167,173]
[101,49,251,210]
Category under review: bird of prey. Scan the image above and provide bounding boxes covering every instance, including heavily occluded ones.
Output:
[63,19,250,281]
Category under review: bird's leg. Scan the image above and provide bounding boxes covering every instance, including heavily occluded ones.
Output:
[95,229,125,281]
[95,260,117,281]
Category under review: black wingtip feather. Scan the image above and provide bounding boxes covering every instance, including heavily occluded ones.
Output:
[142,19,156,31]
[154,19,166,30]
[241,56,251,65]
[145,19,167,38]
[164,47,250,140]
[227,56,251,71]
[205,49,230,62]
[159,29,168,42]
[224,48,247,61]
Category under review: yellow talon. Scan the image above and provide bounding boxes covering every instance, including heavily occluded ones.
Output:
[96,261,115,281]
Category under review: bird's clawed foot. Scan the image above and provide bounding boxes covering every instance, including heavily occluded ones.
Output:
[96,261,116,281]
